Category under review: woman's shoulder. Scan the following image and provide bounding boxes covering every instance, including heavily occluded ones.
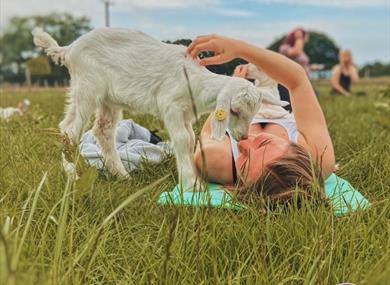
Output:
[292,112,335,178]
[332,64,341,72]
[297,132,310,151]
[194,136,234,184]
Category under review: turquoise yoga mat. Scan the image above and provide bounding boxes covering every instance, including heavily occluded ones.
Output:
[158,173,370,216]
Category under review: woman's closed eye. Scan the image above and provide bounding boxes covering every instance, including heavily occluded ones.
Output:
[255,138,272,148]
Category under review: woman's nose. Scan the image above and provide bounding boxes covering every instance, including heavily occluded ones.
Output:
[240,133,248,140]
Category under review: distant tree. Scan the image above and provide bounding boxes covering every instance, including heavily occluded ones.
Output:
[359,62,390,77]
[25,56,51,86]
[267,36,284,53]
[26,56,51,76]
[0,13,91,85]
[165,39,247,76]
[165,39,192,47]
[268,31,340,70]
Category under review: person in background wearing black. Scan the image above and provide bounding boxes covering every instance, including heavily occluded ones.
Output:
[331,50,359,97]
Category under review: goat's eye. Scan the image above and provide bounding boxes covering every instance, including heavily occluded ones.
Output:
[231,109,239,116]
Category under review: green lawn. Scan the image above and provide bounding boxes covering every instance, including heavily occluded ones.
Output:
[0,79,389,285]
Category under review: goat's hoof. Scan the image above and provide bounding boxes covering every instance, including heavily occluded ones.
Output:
[62,160,79,180]
[117,176,131,183]
[115,170,130,179]
[107,163,129,178]
[181,181,204,192]
[193,185,206,192]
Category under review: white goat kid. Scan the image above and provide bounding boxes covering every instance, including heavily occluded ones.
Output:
[32,27,285,189]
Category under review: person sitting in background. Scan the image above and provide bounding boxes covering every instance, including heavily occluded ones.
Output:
[279,27,310,74]
[331,50,359,96]
[0,99,31,121]
[278,27,311,111]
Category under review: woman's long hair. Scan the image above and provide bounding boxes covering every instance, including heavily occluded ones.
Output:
[235,142,324,205]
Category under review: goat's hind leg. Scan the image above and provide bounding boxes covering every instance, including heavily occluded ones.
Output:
[92,103,128,177]
[185,121,196,153]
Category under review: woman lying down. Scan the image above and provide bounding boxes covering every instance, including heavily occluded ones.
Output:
[185,35,368,214]
[188,34,334,203]
[80,34,369,213]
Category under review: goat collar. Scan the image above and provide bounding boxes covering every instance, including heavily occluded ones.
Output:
[214,109,227,121]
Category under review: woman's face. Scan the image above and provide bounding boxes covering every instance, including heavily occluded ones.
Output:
[340,52,352,65]
[236,133,289,186]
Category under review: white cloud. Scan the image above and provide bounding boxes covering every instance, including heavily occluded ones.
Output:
[0,0,221,29]
[0,0,224,32]
[252,0,389,7]
[127,0,219,9]
[1,0,388,64]
[1,0,104,28]
[217,8,255,17]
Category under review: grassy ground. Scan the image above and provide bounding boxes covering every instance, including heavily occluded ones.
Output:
[0,79,389,285]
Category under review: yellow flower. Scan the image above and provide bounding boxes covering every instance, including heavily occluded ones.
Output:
[214,109,227,121]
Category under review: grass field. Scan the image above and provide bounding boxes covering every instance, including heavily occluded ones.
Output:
[0,79,389,285]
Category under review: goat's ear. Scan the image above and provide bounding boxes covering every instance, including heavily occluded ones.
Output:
[211,89,231,141]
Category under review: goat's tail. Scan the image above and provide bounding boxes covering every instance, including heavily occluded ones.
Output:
[32,28,69,66]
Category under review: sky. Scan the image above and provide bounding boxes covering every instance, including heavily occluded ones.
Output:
[1,0,389,66]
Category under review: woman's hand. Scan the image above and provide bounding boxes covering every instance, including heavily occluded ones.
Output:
[187,34,243,65]
[233,65,248,78]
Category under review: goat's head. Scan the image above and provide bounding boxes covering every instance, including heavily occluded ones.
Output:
[211,77,288,141]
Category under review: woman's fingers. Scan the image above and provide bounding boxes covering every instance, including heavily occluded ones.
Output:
[187,34,216,55]
[199,54,226,66]
[188,40,224,60]
[187,34,239,65]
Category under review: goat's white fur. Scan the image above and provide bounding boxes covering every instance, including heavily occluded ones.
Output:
[245,63,290,118]
[32,27,286,188]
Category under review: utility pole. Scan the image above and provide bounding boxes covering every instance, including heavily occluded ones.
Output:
[103,0,113,27]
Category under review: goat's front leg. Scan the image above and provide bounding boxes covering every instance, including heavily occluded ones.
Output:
[185,121,196,153]
[164,114,201,191]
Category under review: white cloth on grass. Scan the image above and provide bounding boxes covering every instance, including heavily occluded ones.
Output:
[80,119,172,172]
[0,108,22,120]
[0,100,30,121]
